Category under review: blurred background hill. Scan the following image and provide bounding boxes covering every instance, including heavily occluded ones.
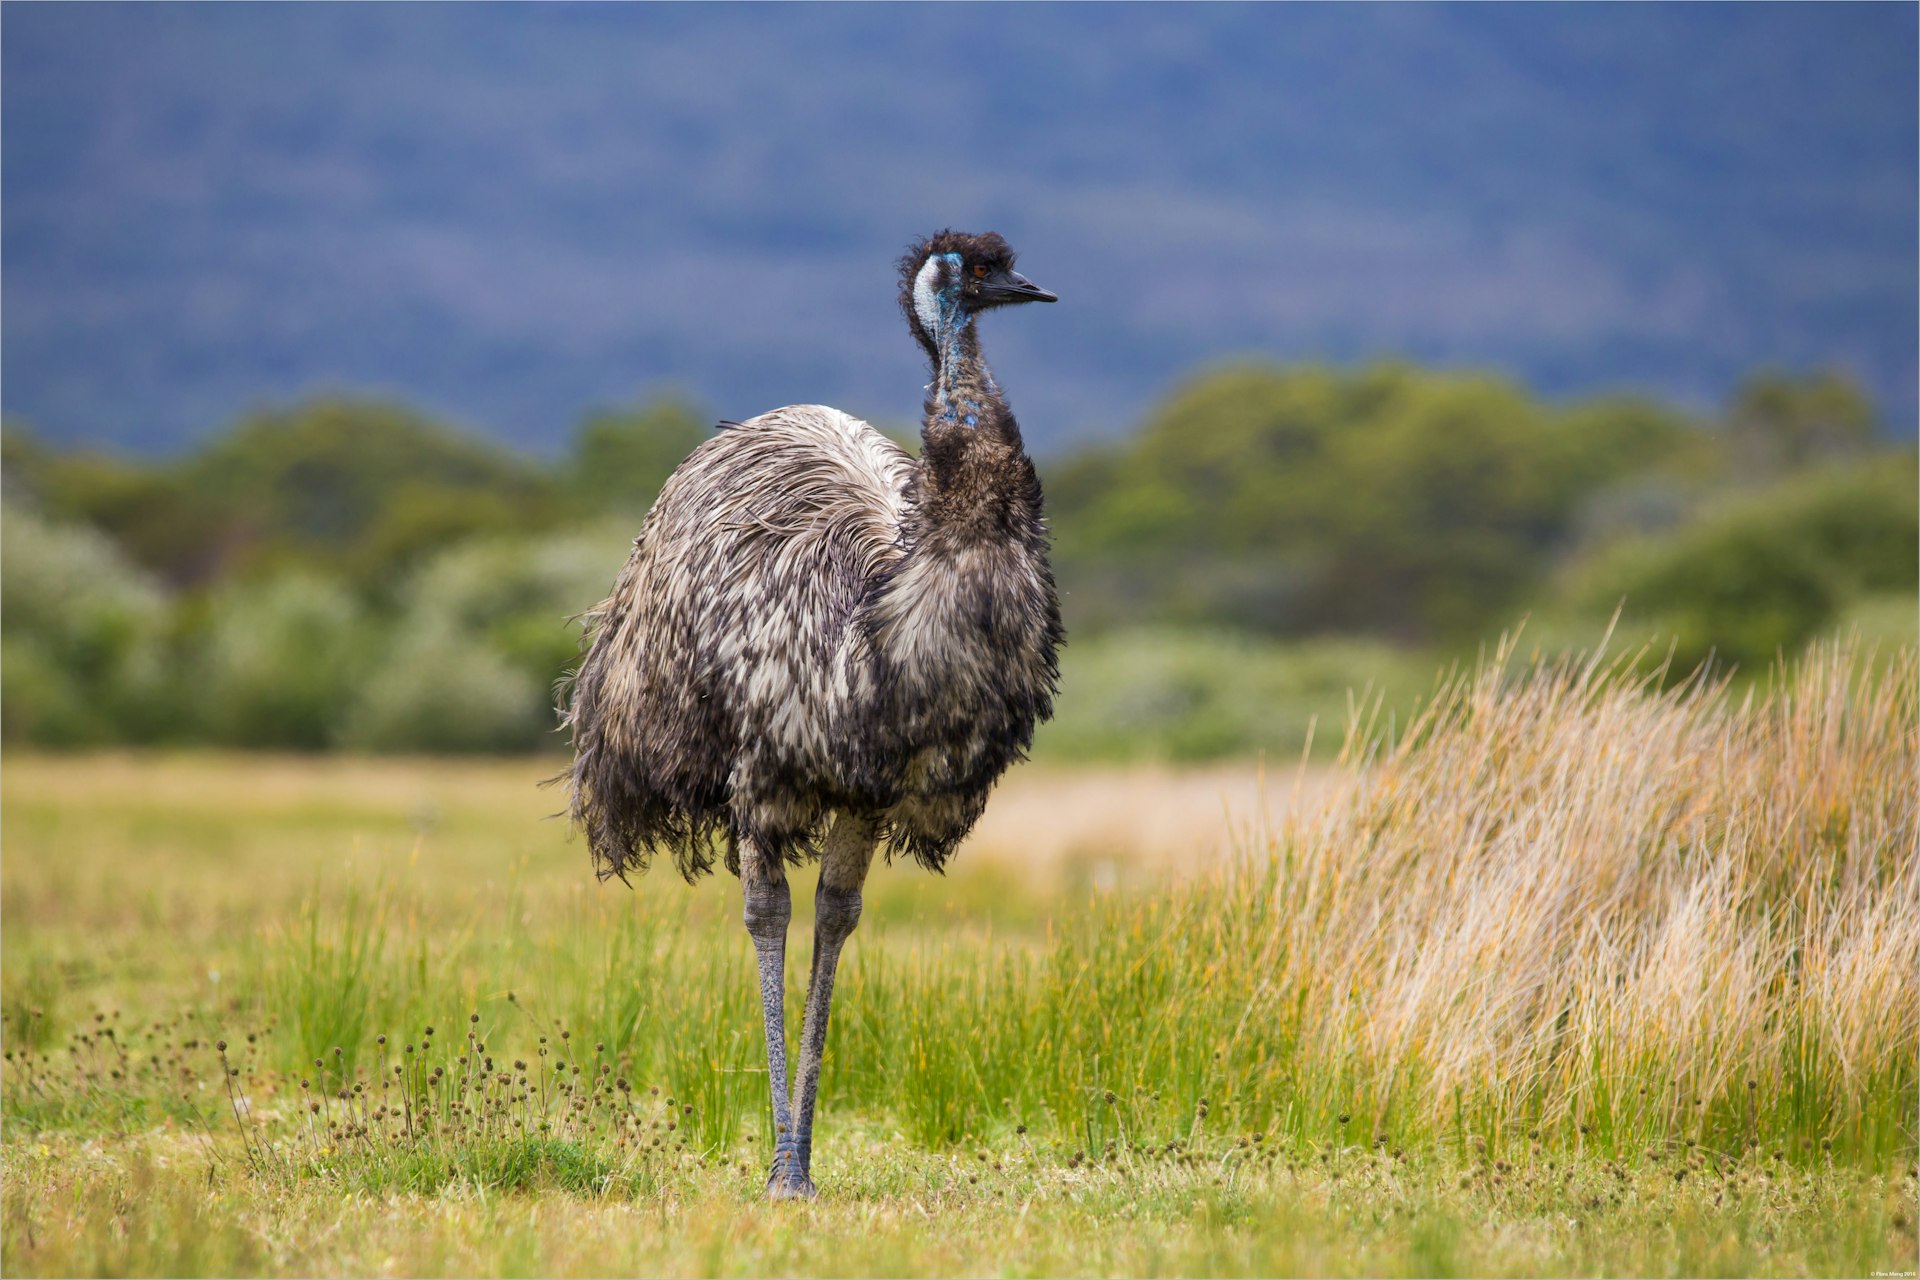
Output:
[3,4,1914,758]
[4,5,1915,452]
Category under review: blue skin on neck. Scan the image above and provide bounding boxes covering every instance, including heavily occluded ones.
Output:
[934,253,965,345]
[932,254,982,427]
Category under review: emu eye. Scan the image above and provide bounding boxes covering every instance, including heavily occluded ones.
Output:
[972,263,990,280]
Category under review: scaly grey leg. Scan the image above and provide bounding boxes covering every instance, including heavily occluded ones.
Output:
[787,814,877,1195]
[741,840,802,1199]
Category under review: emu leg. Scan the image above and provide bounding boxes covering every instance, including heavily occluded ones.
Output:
[741,846,802,1199]
[786,816,878,1196]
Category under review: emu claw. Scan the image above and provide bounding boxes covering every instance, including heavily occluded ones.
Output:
[767,1171,818,1201]
[766,1145,817,1201]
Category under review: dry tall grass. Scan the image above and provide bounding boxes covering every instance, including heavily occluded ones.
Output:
[1233,632,1916,1149]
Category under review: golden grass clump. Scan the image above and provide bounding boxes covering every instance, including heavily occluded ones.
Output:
[1240,633,1917,1144]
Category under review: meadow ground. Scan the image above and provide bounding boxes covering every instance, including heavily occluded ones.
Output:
[3,637,1916,1277]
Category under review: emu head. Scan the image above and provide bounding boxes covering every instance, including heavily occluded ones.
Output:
[899,230,1056,364]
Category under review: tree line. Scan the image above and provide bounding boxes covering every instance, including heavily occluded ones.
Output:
[3,364,1912,752]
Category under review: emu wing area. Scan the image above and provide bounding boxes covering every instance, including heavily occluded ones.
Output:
[564,405,915,881]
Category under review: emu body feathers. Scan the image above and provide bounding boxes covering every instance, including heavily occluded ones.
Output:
[564,401,1061,882]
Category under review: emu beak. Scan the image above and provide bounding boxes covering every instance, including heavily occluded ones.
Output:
[985,269,1058,304]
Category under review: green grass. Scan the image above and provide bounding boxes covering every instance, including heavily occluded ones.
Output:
[5,1120,1912,1278]
[3,637,1915,1276]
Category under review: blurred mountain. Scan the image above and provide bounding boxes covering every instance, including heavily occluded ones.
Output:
[4,4,1915,453]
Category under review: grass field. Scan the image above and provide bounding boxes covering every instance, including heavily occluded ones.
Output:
[3,636,1916,1277]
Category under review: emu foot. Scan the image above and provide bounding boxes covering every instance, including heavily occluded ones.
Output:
[766,1144,817,1201]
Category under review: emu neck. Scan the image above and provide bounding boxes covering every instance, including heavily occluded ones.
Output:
[929,322,1006,436]
[914,317,1037,543]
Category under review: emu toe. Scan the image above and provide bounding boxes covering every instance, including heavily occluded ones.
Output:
[766,1147,818,1201]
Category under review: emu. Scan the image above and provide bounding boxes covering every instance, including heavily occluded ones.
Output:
[563,231,1061,1199]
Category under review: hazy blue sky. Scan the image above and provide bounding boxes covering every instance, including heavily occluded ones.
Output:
[4,3,1914,453]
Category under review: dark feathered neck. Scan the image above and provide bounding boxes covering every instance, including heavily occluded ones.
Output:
[925,321,1018,444]
[913,318,1040,540]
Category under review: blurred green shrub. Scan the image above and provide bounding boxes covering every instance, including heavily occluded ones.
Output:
[1565,460,1917,673]
[337,527,628,753]
[567,399,709,521]
[186,398,564,592]
[338,621,552,755]
[1725,368,1880,475]
[3,426,229,587]
[1049,363,1703,641]
[400,527,627,689]
[1825,593,1920,651]
[191,573,372,749]
[0,504,176,745]
[1035,629,1436,762]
